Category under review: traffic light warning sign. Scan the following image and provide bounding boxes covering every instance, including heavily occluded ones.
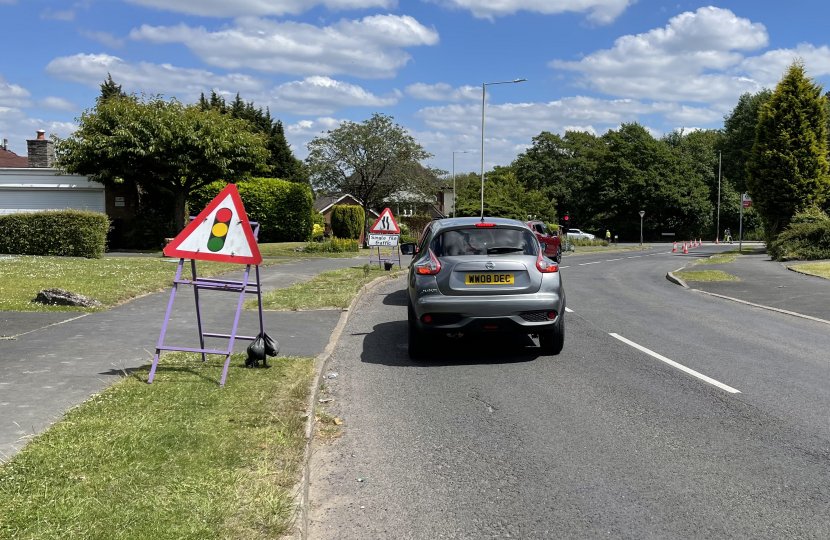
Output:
[369,208,401,234]
[164,183,262,265]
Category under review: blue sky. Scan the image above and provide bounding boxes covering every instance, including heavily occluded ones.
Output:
[2,0,830,173]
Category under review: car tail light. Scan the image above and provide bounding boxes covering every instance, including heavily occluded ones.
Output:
[415,248,441,275]
[476,222,496,227]
[536,251,558,273]
[547,312,557,320]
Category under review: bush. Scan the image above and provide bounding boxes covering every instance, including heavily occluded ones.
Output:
[0,210,109,258]
[330,205,365,240]
[190,178,313,243]
[768,209,830,261]
[568,237,609,247]
[399,215,432,237]
[400,235,419,244]
[303,237,360,253]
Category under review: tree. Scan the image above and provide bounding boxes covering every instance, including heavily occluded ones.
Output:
[455,167,556,223]
[306,113,434,241]
[746,61,830,239]
[198,92,309,184]
[56,95,269,231]
[720,90,772,194]
[99,73,125,102]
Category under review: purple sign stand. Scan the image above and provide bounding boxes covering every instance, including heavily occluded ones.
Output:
[369,245,402,269]
[147,221,266,388]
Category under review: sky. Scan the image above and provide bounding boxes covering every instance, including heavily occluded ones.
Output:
[2,0,830,174]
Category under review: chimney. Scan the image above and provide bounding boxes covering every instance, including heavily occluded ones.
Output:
[2,139,7,151]
[27,130,56,168]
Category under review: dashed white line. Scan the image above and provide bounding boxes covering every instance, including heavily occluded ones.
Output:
[606,258,622,262]
[559,266,569,269]
[579,261,602,266]
[608,333,740,394]
[565,307,574,313]
[627,256,642,258]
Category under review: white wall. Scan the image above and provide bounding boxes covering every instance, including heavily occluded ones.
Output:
[0,168,105,215]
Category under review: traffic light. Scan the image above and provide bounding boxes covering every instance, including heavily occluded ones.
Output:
[562,212,570,235]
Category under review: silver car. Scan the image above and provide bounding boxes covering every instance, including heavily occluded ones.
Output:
[566,228,595,240]
[401,217,566,359]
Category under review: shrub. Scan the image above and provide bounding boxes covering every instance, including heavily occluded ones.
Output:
[0,210,109,258]
[312,224,325,241]
[568,238,609,247]
[398,222,411,236]
[312,211,326,228]
[768,210,830,261]
[400,235,419,244]
[330,205,365,240]
[303,237,360,253]
[399,215,432,237]
[190,178,313,243]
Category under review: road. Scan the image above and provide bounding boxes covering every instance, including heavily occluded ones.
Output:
[308,245,830,539]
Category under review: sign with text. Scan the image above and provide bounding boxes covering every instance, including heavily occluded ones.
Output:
[742,193,752,208]
[368,234,399,247]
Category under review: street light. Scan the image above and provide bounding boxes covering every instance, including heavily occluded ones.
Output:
[452,150,470,218]
[639,210,645,246]
[480,78,527,220]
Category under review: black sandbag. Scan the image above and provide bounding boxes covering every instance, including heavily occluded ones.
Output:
[246,335,267,367]
[263,332,280,357]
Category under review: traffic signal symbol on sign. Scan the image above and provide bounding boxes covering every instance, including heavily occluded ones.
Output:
[208,208,234,252]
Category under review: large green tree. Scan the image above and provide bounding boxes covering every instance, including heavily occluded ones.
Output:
[56,95,269,231]
[306,113,435,241]
[455,167,556,223]
[198,92,309,184]
[746,61,830,239]
[720,90,772,194]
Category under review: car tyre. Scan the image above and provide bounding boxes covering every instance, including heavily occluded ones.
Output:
[555,246,562,264]
[539,310,564,355]
[408,300,429,359]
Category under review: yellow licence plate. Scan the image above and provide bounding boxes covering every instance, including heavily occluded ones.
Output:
[465,273,515,285]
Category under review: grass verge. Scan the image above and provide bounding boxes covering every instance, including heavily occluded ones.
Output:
[0,352,313,539]
[565,245,651,256]
[789,261,830,279]
[694,255,738,264]
[674,270,741,282]
[253,265,396,311]
[0,256,284,312]
[258,242,371,259]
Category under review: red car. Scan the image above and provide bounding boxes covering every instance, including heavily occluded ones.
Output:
[527,221,562,263]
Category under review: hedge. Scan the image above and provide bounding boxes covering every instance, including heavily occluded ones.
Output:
[330,205,364,240]
[399,215,433,237]
[768,210,830,261]
[0,210,109,258]
[303,237,360,253]
[190,178,313,243]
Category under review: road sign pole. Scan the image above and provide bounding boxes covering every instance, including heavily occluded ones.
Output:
[739,199,743,253]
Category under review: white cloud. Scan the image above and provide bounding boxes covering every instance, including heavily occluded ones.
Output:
[550,7,769,104]
[80,29,126,49]
[738,43,830,87]
[37,97,78,112]
[40,7,75,20]
[130,14,440,79]
[0,74,31,108]
[121,0,394,18]
[0,107,76,155]
[262,76,399,115]
[405,82,481,102]
[284,117,349,159]
[45,54,264,99]
[429,0,634,24]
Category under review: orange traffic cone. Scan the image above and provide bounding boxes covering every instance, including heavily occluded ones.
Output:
[683,243,688,254]
[715,238,719,244]
[672,241,677,253]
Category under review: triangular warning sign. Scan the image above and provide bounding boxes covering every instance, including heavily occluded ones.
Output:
[369,208,400,234]
[164,184,262,265]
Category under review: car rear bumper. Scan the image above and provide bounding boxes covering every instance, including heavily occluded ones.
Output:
[413,292,563,334]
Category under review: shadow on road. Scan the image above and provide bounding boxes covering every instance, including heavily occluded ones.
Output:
[361,320,542,367]
[382,288,409,307]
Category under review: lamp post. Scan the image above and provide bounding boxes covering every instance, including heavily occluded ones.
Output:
[480,78,526,220]
[639,210,645,246]
[452,150,469,218]
[716,151,722,242]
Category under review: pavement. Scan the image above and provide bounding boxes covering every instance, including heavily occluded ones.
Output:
[0,257,368,461]
[673,246,830,321]
[307,244,830,539]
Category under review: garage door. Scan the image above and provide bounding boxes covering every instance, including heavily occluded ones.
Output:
[0,189,106,215]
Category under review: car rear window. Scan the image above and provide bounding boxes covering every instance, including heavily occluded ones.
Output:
[430,228,539,257]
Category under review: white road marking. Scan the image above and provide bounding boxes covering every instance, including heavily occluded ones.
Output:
[559,266,569,269]
[579,261,602,266]
[565,307,574,313]
[608,333,740,394]
[627,256,642,258]
[607,258,622,262]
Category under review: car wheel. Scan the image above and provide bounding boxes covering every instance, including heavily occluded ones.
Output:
[539,311,564,355]
[408,300,429,359]
[555,246,562,264]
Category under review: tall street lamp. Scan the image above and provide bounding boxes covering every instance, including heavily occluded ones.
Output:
[480,78,526,220]
[452,150,469,218]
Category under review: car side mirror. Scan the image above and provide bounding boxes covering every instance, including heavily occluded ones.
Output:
[400,242,416,256]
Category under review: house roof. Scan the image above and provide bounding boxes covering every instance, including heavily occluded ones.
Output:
[314,193,379,217]
[0,147,29,168]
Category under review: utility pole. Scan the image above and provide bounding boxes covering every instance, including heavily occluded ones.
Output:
[717,151,722,242]
[639,210,645,246]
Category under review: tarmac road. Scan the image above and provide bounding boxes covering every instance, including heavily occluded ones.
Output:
[309,244,830,539]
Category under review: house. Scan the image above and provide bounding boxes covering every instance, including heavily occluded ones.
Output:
[313,193,380,242]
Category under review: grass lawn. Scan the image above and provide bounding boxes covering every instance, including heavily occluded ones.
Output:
[253,265,399,311]
[790,261,830,279]
[0,256,284,312]
[695,255,738,264]
[258,242,371,259]
[565,245,651,256]
[674,270,741,282]
[0,352,313,539]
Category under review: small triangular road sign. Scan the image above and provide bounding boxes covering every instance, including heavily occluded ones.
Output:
[369,208,400,234]
[164,184,262,265]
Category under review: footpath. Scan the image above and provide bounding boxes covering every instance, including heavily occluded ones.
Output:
[671,249,830,321]
[0,257,368,460]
